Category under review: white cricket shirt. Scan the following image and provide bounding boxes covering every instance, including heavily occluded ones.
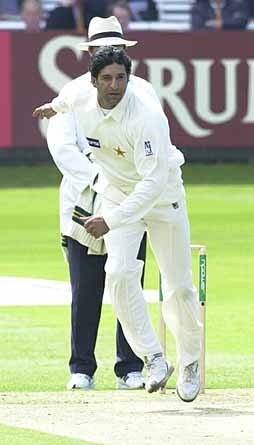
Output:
[47,71,166,233]
[70,83,185,230]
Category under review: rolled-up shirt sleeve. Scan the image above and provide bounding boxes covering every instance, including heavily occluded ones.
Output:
[104,112,182,229]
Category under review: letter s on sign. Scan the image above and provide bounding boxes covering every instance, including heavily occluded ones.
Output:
[38,35,84,93]
[37,35,84,138]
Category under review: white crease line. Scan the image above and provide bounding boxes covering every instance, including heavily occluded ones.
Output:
[0,277,157,306]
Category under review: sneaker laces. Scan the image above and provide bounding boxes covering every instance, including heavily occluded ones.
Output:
[182,361,198,383]
[145,353,164,374]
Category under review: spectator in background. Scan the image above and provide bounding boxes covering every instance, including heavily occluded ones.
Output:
[128,0,157,21]
[21,0,43,31]
[191,0,250,30]
[45,0,109,32]
[107,0,132,31]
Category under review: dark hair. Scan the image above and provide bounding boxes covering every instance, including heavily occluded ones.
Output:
[89,46,132,79]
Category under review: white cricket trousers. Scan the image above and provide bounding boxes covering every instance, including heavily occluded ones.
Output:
[103,198,201,367]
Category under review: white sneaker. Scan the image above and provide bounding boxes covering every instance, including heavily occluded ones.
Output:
[176,360,200,402]
[117,372,145,390]
[145,353,174,394]
[66,373,95,390]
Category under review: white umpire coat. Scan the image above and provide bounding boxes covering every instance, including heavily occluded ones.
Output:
[47,112,92,236]
[47,112,106,254]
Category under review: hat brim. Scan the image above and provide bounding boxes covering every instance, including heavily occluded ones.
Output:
[78,37,137,51]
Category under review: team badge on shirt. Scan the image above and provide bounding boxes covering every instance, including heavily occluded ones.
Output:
[113,146,126,157]
[144,140,153,156]
[87,137,101,149]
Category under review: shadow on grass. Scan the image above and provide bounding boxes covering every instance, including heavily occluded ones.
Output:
[1,164,254,189]
[147,407,254,417]
[0,165,62,188]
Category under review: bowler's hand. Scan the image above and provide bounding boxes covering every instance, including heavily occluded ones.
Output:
[80,216,110,239]
[32,103,57,119]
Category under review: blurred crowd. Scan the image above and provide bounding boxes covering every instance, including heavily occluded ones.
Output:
[0,0,253,32]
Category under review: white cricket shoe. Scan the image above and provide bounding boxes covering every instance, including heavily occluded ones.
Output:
[117,371,145,390]
[67,373,95,390]
[145,353,174,393]
[176,360,200,402]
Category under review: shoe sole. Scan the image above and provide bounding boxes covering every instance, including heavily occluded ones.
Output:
[146,365,174,394]
[67,384,95,390]
[117,384,145,390]
[176,384,200,403]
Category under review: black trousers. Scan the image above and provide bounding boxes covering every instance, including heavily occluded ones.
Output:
[68,233,146,378]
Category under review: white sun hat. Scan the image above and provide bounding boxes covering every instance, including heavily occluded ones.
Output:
[78,16,137,51]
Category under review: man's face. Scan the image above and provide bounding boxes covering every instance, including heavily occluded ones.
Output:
[22,1,42,31]
[113,6,130,32]
[93,63,129,109]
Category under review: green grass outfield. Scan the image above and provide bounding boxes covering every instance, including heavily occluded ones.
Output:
[0,164,254,391]
[0,423,98,445]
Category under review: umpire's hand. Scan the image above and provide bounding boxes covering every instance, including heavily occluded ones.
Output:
[81,216,110,239]
[32,103,57,119]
